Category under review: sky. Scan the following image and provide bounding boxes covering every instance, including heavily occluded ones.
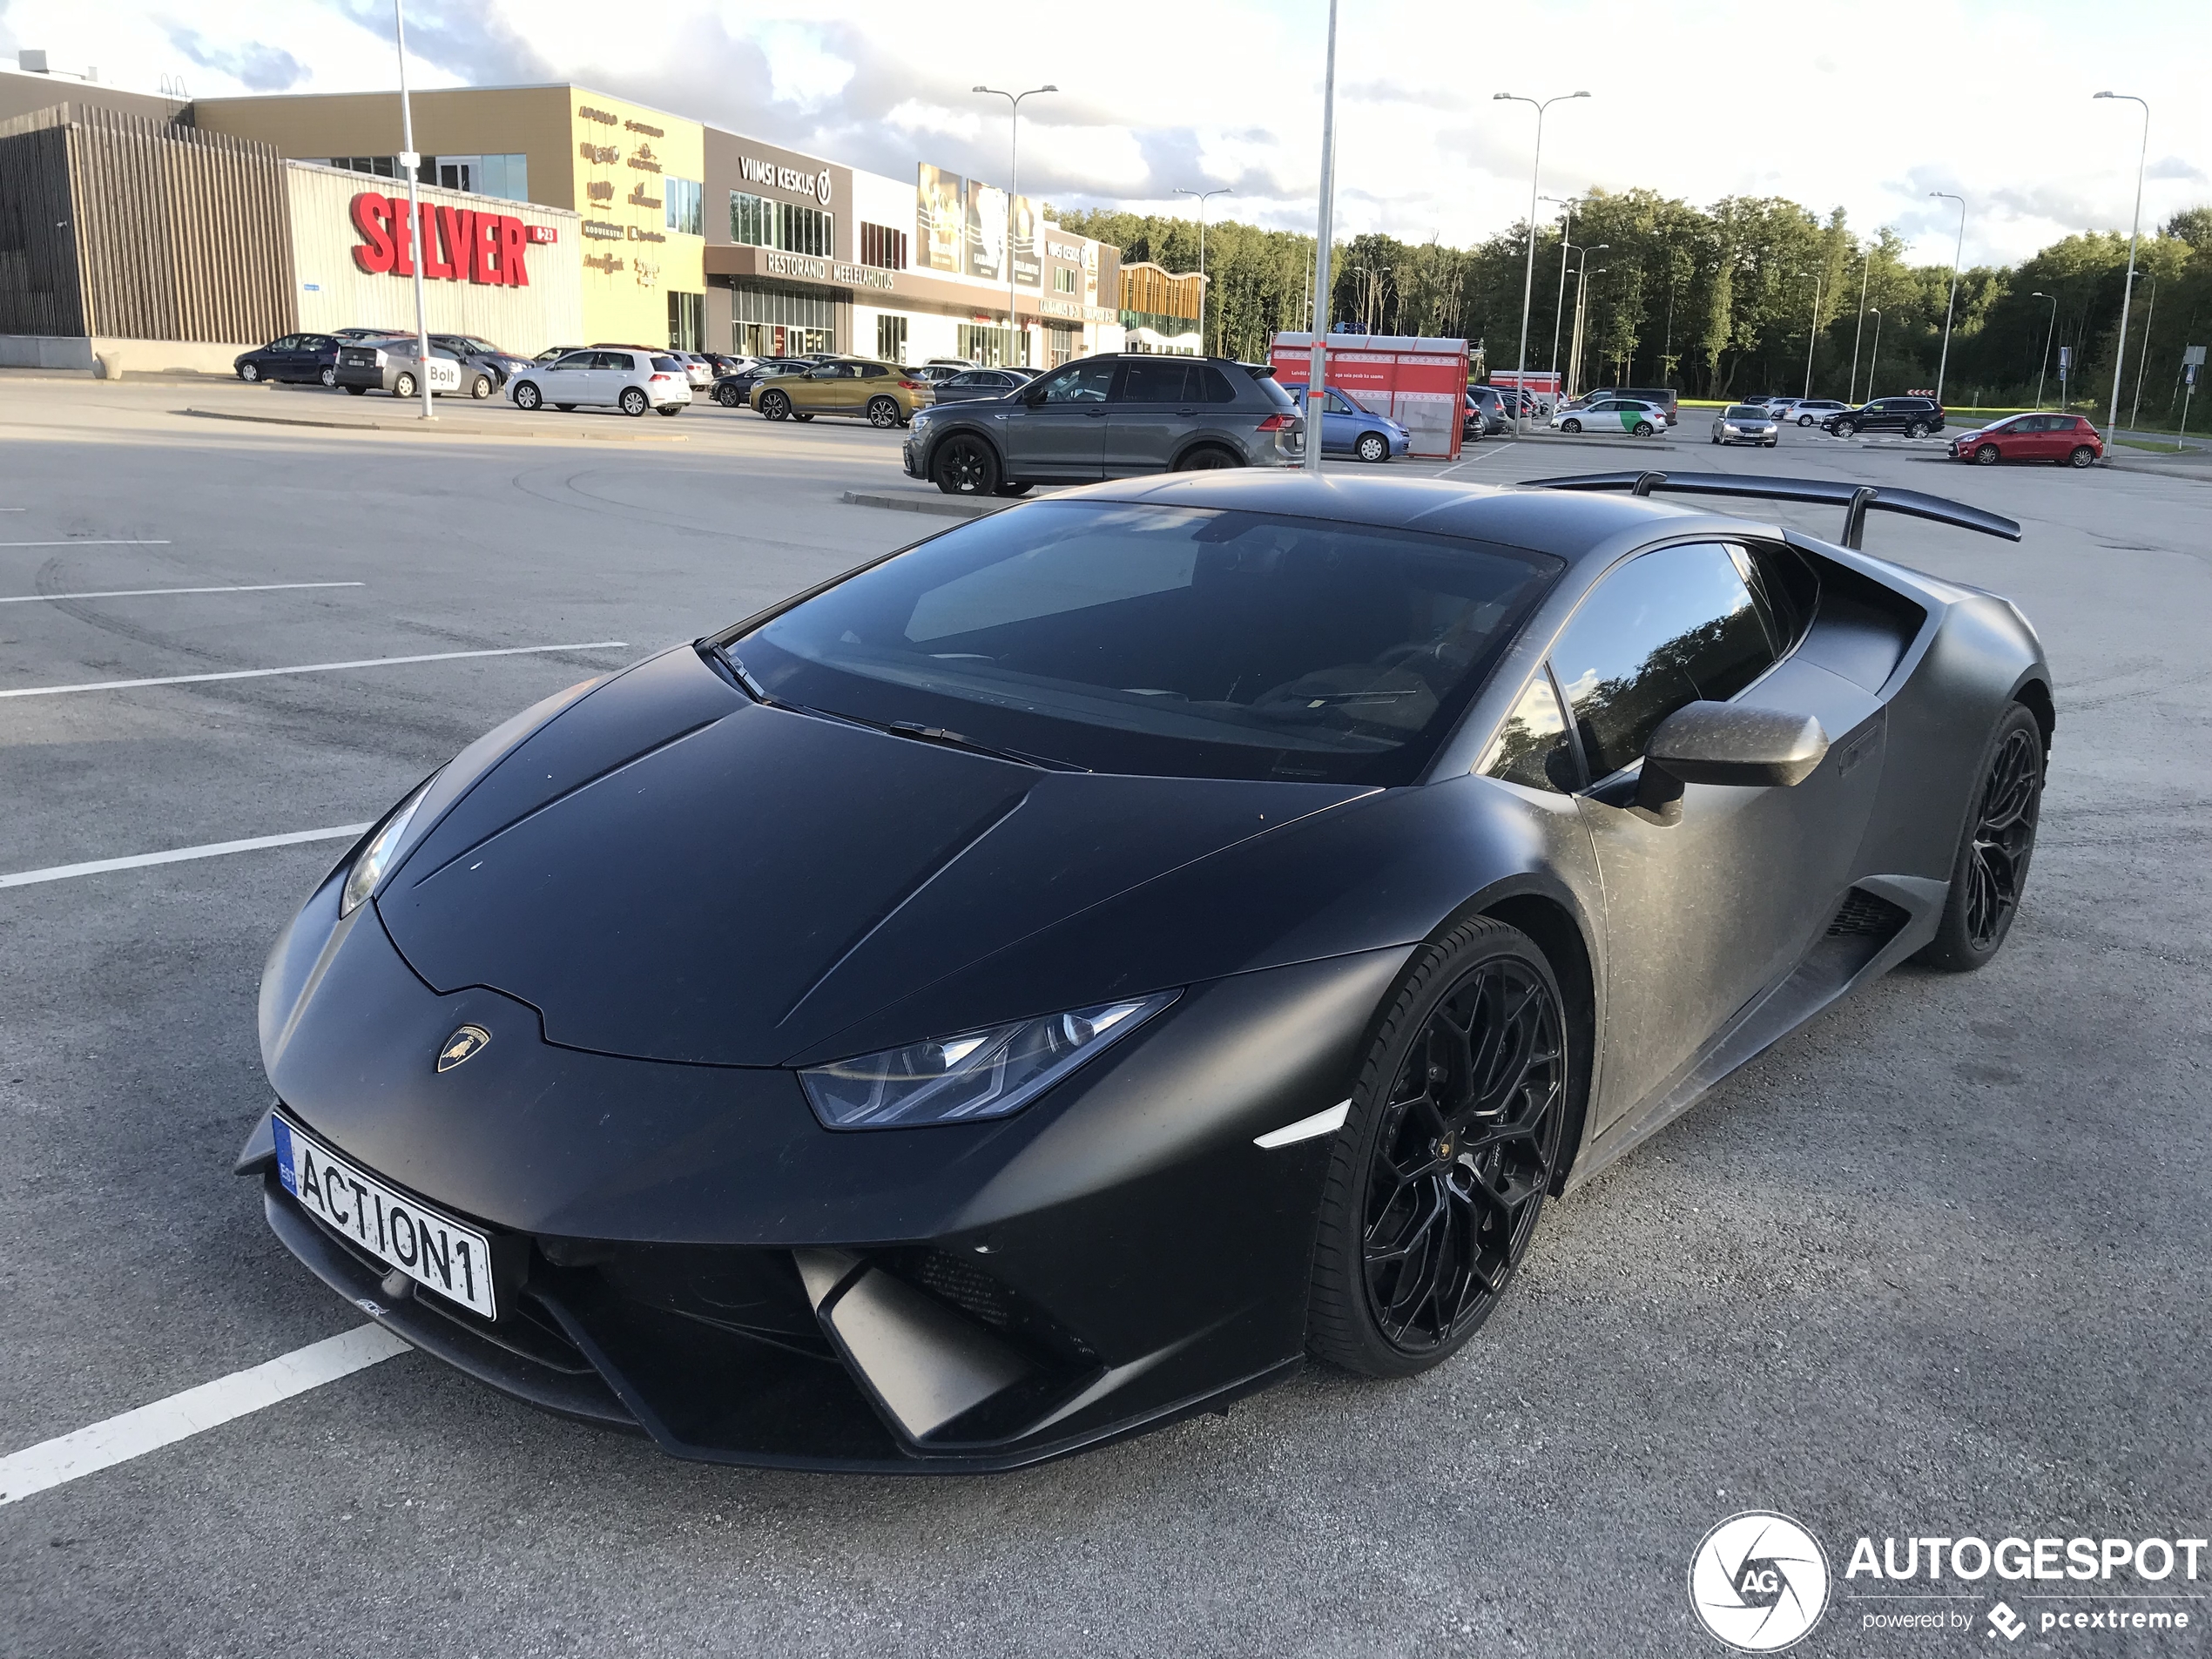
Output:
[5,0,2209,267]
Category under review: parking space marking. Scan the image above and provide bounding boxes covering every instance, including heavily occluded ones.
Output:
[1,824,374,889]
[0,539,172,548]
[0,581,365,605]
[0,1324,408,1507]
[0,639,630,698]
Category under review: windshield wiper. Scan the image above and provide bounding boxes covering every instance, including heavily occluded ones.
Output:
[884,720,1088,772]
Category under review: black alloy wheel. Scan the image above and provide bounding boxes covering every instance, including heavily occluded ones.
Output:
[319,366,338,388]
[933,435,998,496]
[1906,421,1928,438]
[239,362,260,383]
[620,388,648,417]
[392,372,417,400]
[1175,446,1239,470]
[715,383,742,408]
[1357,432,1389,462]
[1561,418,1582,434]
[1976,443,2001,465]
[2069,445,2096,469]
[469,374,494,400]
[1309,918,1568,1377]
[761,389,792,421]
[867,396,901,428]
[514,382,542,411]
[1918,704,2043,971]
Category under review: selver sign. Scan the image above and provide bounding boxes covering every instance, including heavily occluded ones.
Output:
[348,192,533,286]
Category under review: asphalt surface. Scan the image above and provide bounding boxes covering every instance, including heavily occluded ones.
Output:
[3,380,2208,1657]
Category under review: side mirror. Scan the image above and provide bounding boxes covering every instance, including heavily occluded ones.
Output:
[1634,702,1829,821]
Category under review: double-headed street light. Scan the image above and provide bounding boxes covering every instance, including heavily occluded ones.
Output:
[1173,185,1232,354]
[2094,91,2149,436]
[1494,90,1590,432]
[974,83,1057,368]
[2030,290,2059,410]
[1797,268,1824,400]
[1929,191,1966,406]
[1540,194,1578,378]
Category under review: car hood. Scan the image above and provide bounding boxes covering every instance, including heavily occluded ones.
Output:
[374,646,1374,1067]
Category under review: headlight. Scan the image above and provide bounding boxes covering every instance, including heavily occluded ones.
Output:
[800,991,1179,1130]
[340,776,437,918]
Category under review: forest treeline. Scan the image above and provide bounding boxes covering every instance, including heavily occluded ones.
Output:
[1053,192,2212,416]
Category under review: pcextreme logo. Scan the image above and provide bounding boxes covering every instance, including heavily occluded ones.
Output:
[1689,1513,1831,1651]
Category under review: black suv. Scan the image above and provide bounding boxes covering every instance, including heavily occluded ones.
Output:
[1824,395,1946,439]
[902,354,1305,496]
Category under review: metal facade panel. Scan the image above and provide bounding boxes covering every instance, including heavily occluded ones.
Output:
[0,120,85,334]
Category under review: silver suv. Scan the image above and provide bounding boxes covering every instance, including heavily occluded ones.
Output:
[902,354,1305,497]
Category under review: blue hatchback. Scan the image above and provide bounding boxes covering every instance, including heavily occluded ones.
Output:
[1281,383,1411,462]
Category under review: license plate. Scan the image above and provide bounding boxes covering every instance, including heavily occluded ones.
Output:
[273,1115,497,1318]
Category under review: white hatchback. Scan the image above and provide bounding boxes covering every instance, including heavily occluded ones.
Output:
[509,348,692,417]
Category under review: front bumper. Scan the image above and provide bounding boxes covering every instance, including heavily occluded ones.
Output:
[246,888,1394,1470]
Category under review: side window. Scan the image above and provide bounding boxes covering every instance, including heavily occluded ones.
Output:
[1548,543,1780,781]
[1198,365,1240,403]
[1037,361,1116,403]
[1480,671,1580,794]
[1119,360,1190,402]
[860,364,890,378]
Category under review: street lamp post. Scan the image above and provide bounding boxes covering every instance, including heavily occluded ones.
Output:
[2130,272,2157,431]
[393,0,432,421]
[2031,291,2059,410]
[974,83,1058,368]
[1561,242,1605,397]
[1305,0,1340,472]
[1541,194,1576,381]
[1173,185,1232,354]
[1568,260,1606,400]
[1865,307,1883,401]
[2094,91,2149,437]
[1846,243,1872,404]
[1797,269,1824,399]
[1494,90,1590,433]
[1929,191,1966,407]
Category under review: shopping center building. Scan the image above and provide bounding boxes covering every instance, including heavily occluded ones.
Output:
[0,60,1162,371]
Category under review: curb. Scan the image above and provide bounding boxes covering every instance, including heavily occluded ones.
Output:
[839,489,1006,518]
[181,408,688,442]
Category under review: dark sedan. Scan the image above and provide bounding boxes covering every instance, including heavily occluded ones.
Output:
[234,334,342,387]
[930,368,1036,404]
[711,356,816,408]
[244,465,2046,1473]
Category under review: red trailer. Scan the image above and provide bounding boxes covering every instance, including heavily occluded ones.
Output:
[1271,332,1468,459]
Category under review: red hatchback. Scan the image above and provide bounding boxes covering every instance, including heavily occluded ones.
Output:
[1951,413,2104,468]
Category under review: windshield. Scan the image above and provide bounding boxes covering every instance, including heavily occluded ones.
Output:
[1724,406,1768,420]
[725,501,1561,785]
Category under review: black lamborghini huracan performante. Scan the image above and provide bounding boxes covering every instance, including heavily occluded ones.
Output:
[241,468,2049,1471]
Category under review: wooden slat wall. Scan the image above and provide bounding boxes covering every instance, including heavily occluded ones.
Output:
[0,118,88,335]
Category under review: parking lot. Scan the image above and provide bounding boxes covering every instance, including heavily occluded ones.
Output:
[3,374,2209,1656]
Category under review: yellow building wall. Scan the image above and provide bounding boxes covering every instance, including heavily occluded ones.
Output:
[565,91,703,347]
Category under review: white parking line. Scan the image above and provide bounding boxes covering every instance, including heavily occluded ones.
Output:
[0,539,172,548]
[0,824,374,889]
[0,581,365,605]
[0,1325,408,1507]
[0,639,629,698]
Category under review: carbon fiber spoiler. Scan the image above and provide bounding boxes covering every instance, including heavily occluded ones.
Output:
[1519,470,2022,549]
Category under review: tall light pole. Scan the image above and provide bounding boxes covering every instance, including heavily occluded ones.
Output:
[1865,307,1883,401]
[2130,271,2158,431]
[1929,191,1966,406]
[1797,269,1823,399]
[2094,91,2149,437]
[1494,90,1589,433]
[974,83,1057,368]
[1846,242,1872,403]
[2031,290,2059,410]
[1305,0,1339,473]
[1541,194,1577,381]
[1568,259,1606,399]
[393,0,432,421]
[1174,185,1231,354]
[1557,239,1605,388]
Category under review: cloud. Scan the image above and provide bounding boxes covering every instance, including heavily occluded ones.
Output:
[2146,155,2207,183]
[161,23,305,92]
[321,0,552,87]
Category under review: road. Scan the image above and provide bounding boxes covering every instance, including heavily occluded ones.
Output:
[3,378,2208,1656]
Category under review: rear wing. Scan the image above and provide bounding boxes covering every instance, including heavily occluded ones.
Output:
[1520,470,2021,548]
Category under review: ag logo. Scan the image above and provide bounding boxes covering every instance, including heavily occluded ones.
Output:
[1689,1512,1831,1651]
[436,1024,491,1073]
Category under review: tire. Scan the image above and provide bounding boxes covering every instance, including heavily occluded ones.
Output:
[933,435,999,496]
[792,411,815,422]
[1916,704,2044,972]
[345,385,368,397]
[1561,418,1582,434]
[1173,446,1239,470]
[1764,438,1777,448]
[1975,443,2000,466]
[1905,421,1928,439]
[991,482,1033,497]
[620,388,648,417]
[555,404,577,413]
[761,389,792,421]
[1710,435,1721,445]
[715,384,742,408]
[2068,445,2095,469]
[1835,420,1857,438]
[1798,415,1814,427]
[469,374,494,400]
[1634,421,1655,437]
[513,382,542,412]
[239,362,260,383]
[319,366,338,388]
[1356,432,1389,462]
[867,396,901,429]
[392,372,417,400]
[658,404,681,416]
[1307,916,1569,1379]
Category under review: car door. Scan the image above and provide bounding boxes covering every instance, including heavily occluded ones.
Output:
[541,350,593,404]
[1548,540,1885,1135]
[1105,357,1201,472]
[997,359,1116,481]
[2020,414,2064,459]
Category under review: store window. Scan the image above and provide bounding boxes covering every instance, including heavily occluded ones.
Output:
[664,178,704,237]
[1052,268,1077,294]
[1045,322,1080,367]
[876,315,909,363]
[668,292,705,351]
[731,280,839,359]
[957,325,1025,368]
[861,223,909,271]
[729,191,834,257]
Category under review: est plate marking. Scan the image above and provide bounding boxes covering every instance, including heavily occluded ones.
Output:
[273,1116,496,1318]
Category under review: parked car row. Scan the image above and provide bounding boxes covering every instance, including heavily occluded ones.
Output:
[236,329,536,400]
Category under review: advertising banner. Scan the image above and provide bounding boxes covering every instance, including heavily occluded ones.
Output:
[1009,193,1040,289]
[965,179,1007,282]
[917,164,964,273]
